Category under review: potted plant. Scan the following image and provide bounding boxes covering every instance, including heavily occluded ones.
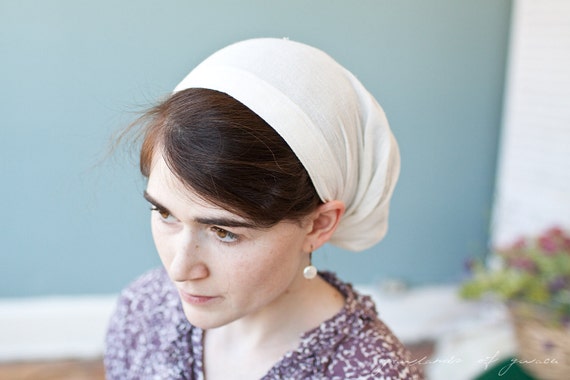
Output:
[460,227,570,379]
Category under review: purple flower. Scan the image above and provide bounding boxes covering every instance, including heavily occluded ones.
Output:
[508,257,536,272]
[539,235,558,255]
[538,226,570,255]
[545,227,564,237]
[548,276,569,293]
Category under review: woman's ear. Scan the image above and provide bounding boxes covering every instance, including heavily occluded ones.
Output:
[303,200,345,252]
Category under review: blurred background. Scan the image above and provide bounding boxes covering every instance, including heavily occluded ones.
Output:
[0,0,511,298]
[3,0,569,379]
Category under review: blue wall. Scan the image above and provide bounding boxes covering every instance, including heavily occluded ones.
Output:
[0,0,512,297]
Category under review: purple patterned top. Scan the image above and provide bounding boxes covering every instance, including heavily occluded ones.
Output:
[105,268,423,379]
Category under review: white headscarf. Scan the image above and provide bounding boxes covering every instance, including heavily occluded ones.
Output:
[174,38,400,251]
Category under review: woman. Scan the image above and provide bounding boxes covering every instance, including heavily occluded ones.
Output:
[105,38,423,379]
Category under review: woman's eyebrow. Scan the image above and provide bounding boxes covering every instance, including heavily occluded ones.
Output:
[143,191,169,212]
[143,190,257,229]
[194,216,257,229]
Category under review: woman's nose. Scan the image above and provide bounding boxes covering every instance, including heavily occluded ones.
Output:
[168,233,209,282]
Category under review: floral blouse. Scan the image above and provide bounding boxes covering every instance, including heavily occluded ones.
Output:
[104,268,423,379]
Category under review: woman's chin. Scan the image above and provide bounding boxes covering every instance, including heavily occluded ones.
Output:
[181,303,233,330]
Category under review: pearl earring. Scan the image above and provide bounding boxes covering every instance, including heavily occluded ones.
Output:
[303,250,317,279]
[303,264,317,279]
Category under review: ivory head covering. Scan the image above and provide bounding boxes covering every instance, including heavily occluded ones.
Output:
[174,38,400,251]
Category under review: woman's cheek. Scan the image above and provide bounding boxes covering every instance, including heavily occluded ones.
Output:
[150,220,174,266]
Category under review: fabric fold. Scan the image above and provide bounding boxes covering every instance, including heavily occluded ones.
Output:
[174,38,400,251]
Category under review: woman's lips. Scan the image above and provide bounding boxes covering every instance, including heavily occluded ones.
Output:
[178,289,220,305]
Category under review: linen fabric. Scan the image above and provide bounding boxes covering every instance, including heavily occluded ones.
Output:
[174,38,400,251]
[104,268,423,379]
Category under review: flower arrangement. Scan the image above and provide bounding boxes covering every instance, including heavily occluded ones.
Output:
[460,226,570,326]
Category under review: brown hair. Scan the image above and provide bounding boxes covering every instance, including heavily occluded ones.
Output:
[136,88,321,227]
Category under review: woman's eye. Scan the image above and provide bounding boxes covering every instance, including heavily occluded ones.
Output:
[150,206,177,223]
[212,227,238,243]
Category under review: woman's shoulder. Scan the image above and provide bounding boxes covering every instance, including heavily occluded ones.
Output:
[334,318,422,379]
[311,272,424,379]
[118,267,175,303]
[110,267,185,328]
[104,268,195,379]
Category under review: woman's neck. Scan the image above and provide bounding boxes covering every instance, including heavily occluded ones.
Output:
[203,274,345,379]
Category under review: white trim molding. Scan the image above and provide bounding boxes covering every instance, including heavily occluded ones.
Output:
[1,283,508,379]
[0,295,117,362]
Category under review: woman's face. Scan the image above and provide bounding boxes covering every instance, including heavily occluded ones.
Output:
[145,154,313,329]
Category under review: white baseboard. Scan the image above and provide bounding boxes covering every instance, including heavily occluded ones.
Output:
[0,285,469,363]
[0,295,117,362]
